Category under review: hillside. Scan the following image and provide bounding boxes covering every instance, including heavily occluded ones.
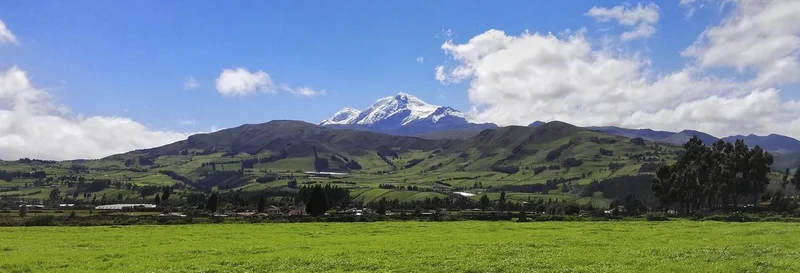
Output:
[135,120,454,157]
[773,153,800,171]
[0,120,682,207]
[722,134,800,154]
[590,126,800,154]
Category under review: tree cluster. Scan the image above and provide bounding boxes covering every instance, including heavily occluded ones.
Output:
[652,137,775,214]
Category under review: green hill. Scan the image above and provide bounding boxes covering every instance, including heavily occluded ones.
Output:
[773,152,800,171]
[0,120,682,206]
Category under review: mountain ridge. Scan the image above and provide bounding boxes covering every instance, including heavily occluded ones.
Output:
[589,126,800,153]
[320,93,800,154]
[320,92,496,136]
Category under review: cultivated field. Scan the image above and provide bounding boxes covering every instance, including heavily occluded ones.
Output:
[1,221,798,272]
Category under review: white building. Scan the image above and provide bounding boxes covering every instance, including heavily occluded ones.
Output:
[95,204,157,210]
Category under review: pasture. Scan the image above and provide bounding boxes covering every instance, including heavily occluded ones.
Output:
[1,221,799,272]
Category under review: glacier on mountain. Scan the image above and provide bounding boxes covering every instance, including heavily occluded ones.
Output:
[320,92,466,127]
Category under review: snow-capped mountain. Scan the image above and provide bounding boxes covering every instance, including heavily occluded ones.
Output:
[324,107,362,125]
[320,92,495,136]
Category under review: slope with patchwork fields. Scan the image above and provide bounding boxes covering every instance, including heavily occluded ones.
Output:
[0,120,684,208]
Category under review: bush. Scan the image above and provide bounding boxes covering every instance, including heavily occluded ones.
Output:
[645,212,669,221]
[490,165,519,174]
[24,215,57,226]
[701,212,760,222]
[517,211,528,222]
[545,150,562,162]
[156,217,172,225]
[725,212,759,222]
[561,158,584,168]
[531,214,585,221]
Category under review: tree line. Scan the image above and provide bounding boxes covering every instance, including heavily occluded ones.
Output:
[652,136,798,214]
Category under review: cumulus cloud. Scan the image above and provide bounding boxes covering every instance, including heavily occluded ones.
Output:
[214,68,323,98]
[586,3,660,41]
[0,67,191,160]
[183,76,200,90]
[683,0,800,86]
[435,0,800,138]
[0,20,17,44]
[215,68,274,96]
[416,56,424,63]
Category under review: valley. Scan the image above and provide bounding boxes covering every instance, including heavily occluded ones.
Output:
[0,120,681,211]
[3,93,800,216]
[5,2,800,272]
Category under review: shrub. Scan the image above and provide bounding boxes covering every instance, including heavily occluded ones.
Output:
[725,212,759,222]
[346,160,362,170]
[564,203,581,215]
[404,159,425,169]
[645,212,669,221]
[533,215,566,221]
[545,150,562,162]
[157,217,172,225]
[490,165,519,174]
[24,215,56,226]
[598,148,613,156]
[427,212,442,222]
[561,158,583,168]
[517,211,528,222]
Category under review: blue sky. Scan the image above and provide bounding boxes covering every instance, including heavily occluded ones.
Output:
[1,0,719,130]
[2,0,800,159]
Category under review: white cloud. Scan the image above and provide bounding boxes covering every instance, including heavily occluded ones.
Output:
[586,3,660,41]
[416,56,424,63]
[0,67,191,160]
[434,65,447,83]
[435,5,800,139]
[442,28,456,38]
[214,68,325,98]
[289,86,326,97]
[0,20,18,44]
[215,68,274,96]
[683,0,800,86]
[178,118,196,126]
[183,76,200,90]
[680,0,698,18]
[619,23,656,41]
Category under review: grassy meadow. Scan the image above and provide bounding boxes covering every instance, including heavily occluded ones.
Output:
[2,221,799,272]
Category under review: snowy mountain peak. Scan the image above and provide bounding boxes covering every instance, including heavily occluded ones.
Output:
[319,92,467,128]
[320,107,362,125]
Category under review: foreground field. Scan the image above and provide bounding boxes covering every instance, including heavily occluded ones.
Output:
[1,221,799,272]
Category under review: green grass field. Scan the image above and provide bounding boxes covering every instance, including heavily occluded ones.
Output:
[1,221,798,272]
